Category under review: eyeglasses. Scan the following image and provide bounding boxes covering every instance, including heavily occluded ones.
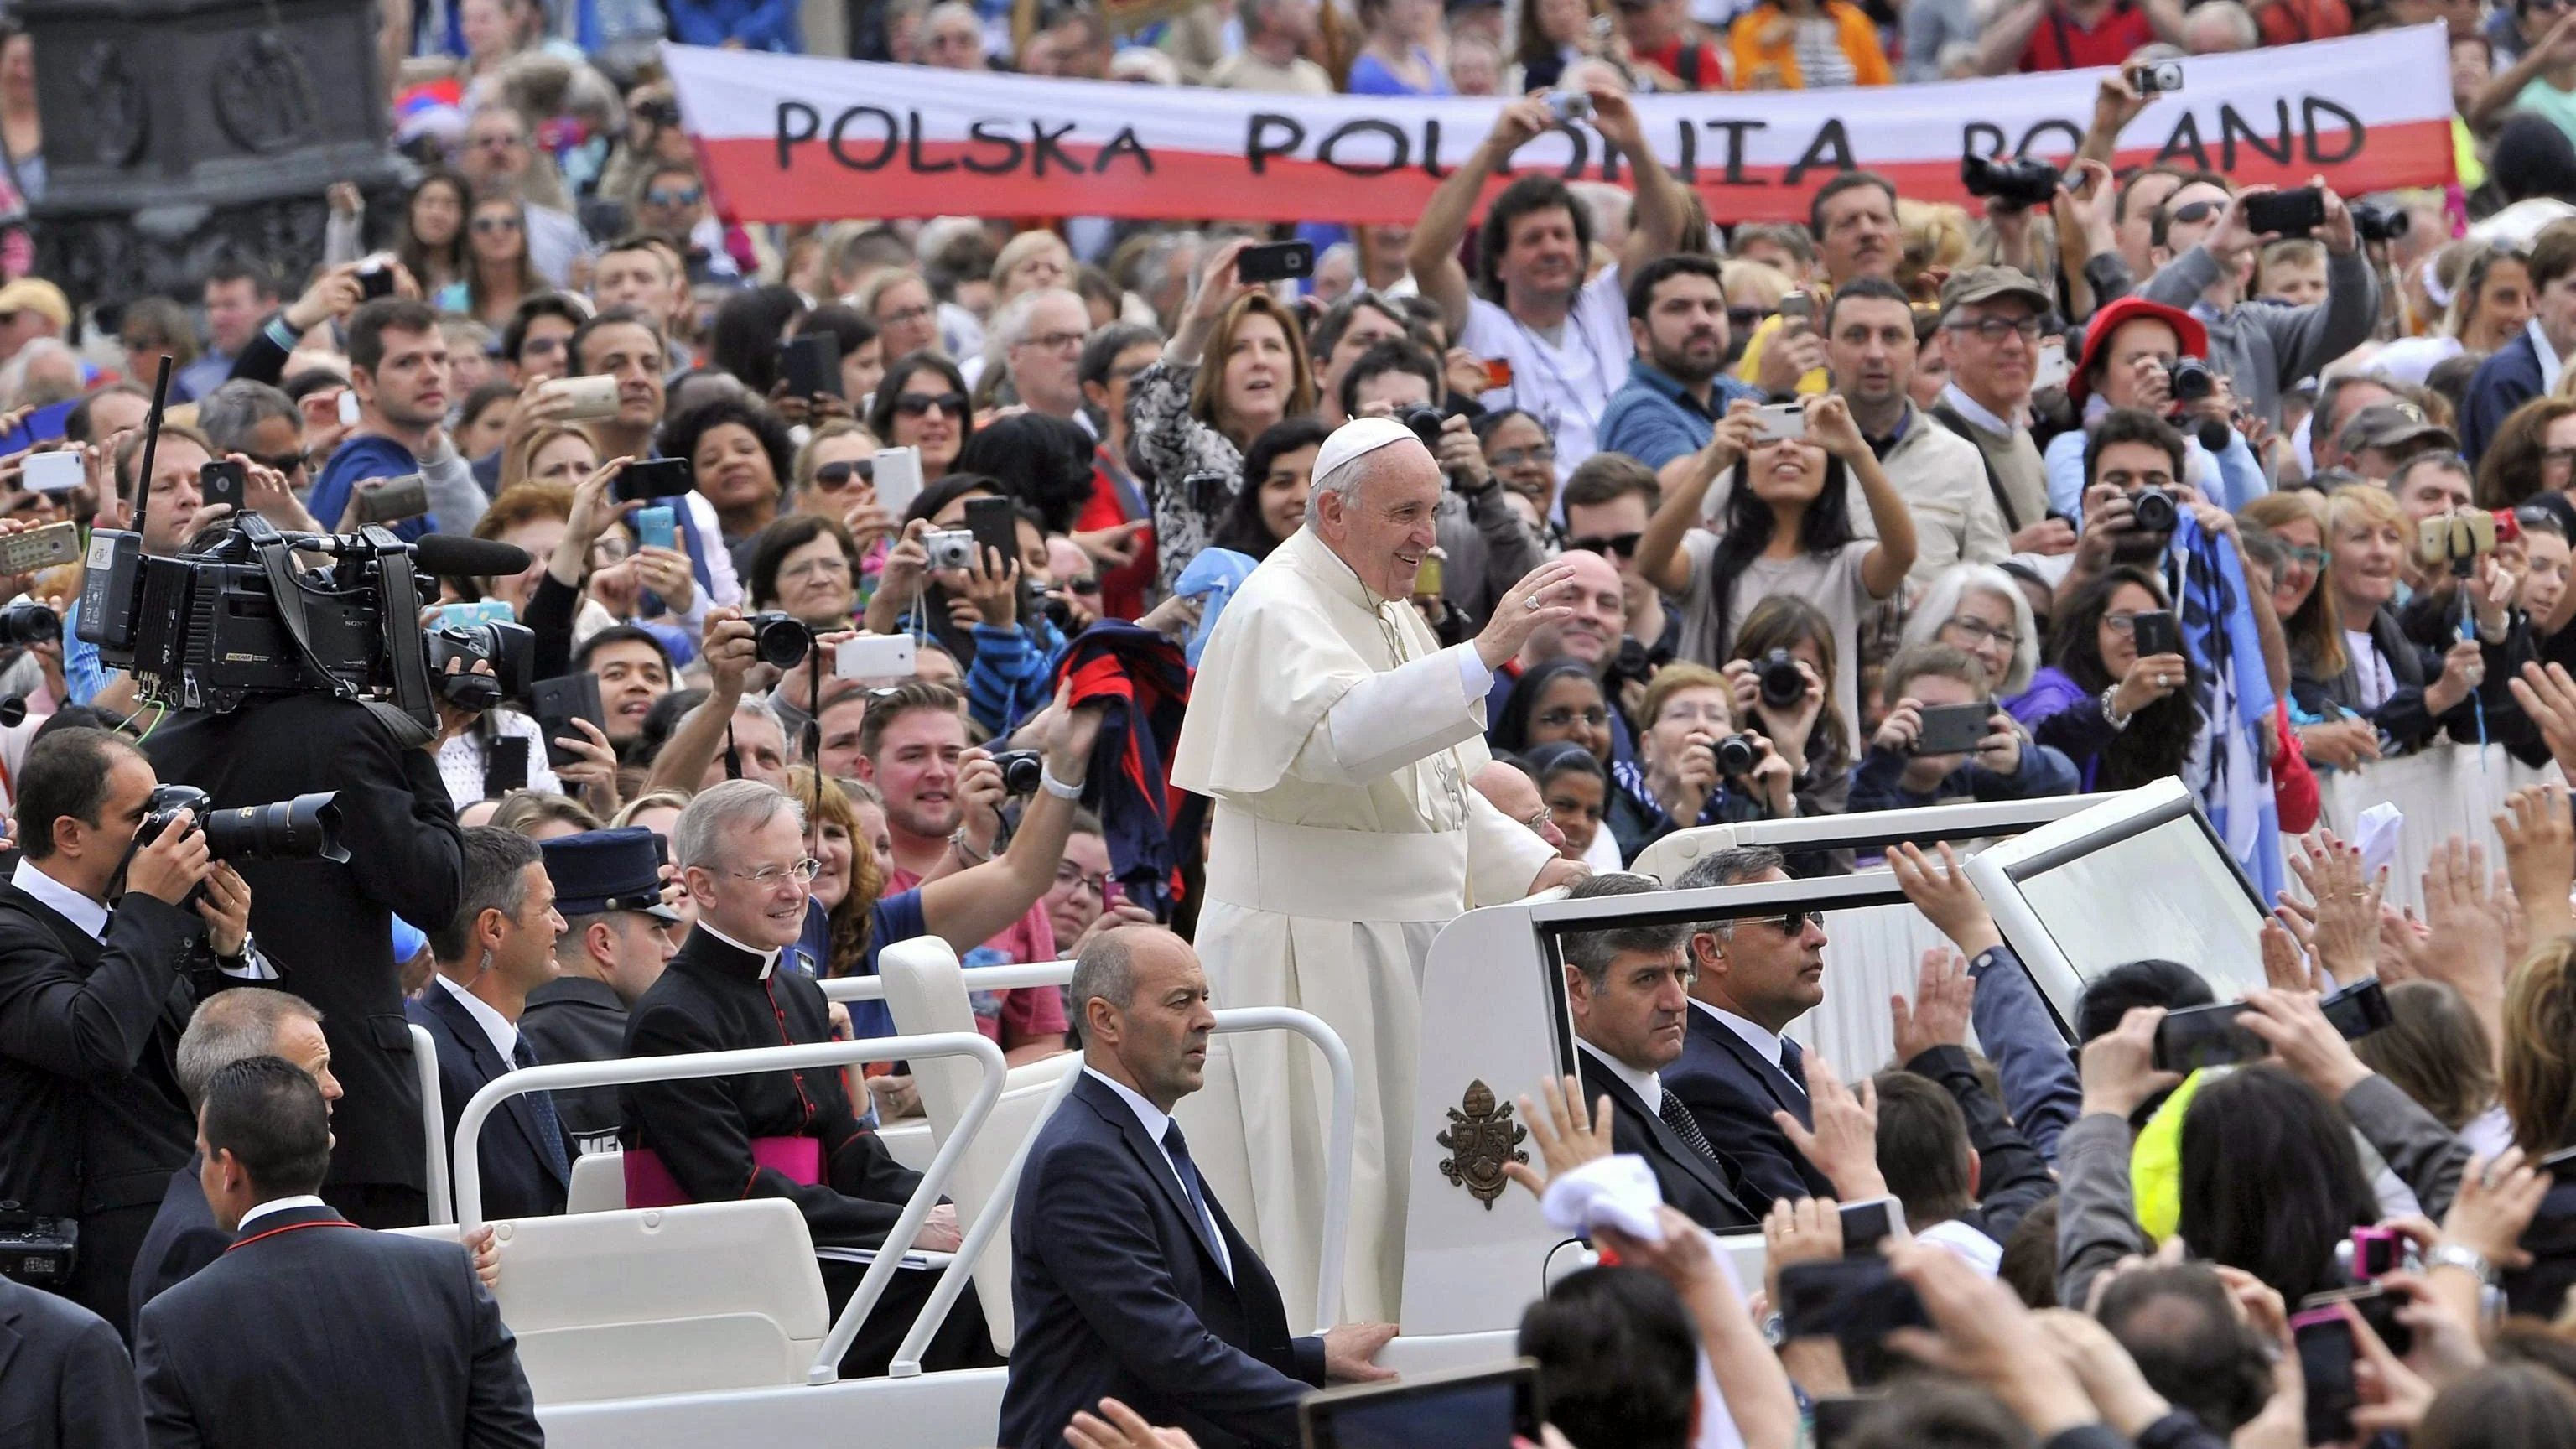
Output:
[1054,863,1109,896]
[2545,447,2576,470]
[1945,315,2044,343]
[1522,804,1555,831]
[249,451,310,475]
[1566,531,1640,558]
[645,186,703,209]
[813,460,874,489]
[730,858,822,888]
[1490,444,1556,469]
[894,391,968,418]
[1067,576,1101,596]
[1940,616,2018,649]
[1108,362,1150,385]
[2284,545,2328,569]
[1535,706,1609,730]
[2102,612,2151,635]
[472,216,522,233]
[880,303,936,328]
[1026,330,1087,353]
[1727,305,1769,330]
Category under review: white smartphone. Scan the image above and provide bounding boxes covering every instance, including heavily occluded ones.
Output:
[870,446,924,519]
[2032,337,2072,392]
[835,633,917,680]
[21,450,83,494]
[537,374,619,421]
[336,389,362,428]
[1753,401,1807,442]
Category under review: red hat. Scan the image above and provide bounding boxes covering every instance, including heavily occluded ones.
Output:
[2068,297,2210,409]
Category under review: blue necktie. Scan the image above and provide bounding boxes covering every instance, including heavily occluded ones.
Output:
[1779,1037,1808,1098]
[511,1036,570,1178]
[1161,1120,1231,1281]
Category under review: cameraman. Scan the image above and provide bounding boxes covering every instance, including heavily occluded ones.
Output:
[0,726,263,1327]
[2044,298,2264,524]
[143,624,470,1230]
[65,426,232,714]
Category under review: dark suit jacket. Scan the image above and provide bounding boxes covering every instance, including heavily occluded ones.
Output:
[1663,1005,1834,1216]
[2461,328,2544,465]
[621,927,921,1248]
[132,1203,541,1449]
[147,694,465,1194]
[518,974,629,1156]
[127,1158,226,1341]
[407,986,569,1223]
[1000,1071,1324,1449]
[0,1272,145,1449]
[1578,1048,1758,1231]
[0,883,205,1324]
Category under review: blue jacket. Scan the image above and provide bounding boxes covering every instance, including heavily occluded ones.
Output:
[2462,329,2547,466]
[1846,738,2081,814]
[1662,1005,1836,1216]
[406,985,570,1223]
[1595,360,1762,472]
[309,434,434,543]
[1965,943,2084,1164]
[665,0,802,49]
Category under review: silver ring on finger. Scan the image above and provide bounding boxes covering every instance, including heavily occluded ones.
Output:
[1524,595,1542,610]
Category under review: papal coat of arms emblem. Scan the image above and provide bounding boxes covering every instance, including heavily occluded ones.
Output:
[1436,1078,1528,1208]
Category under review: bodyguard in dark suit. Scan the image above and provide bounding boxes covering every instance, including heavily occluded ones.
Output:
[134,1056,541,1449]
[408,829,571,1223]
[1664,848,1845,1215]
[0,727,267,1329]
[519,827,681,1156]
[130,988,342,1336]
[0,1272,147,1449]
[1002,928,1395,1449]
[1560,874,1758,1231]
[148,691,467,1229]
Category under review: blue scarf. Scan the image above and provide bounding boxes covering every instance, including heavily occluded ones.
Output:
[2170,512,2285,902]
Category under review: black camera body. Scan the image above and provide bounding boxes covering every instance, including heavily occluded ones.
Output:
[745,610,813,670]
[75,515,443,728]
[0,1200,76,1286]
[0,602,59,646]
[135,782,351,865]
[1961,153,2061,210]
[2131,486,2179,534]
[1398,406,1446,449]
[2351,201,2410,245]
[2166,356,2215,404]
[989,749,1045,795]
[1756,648,1805,709]
[427,620,535,713]
[1712,734,1759,776]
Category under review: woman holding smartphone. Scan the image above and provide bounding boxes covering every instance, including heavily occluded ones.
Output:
[2006,566,2201,790]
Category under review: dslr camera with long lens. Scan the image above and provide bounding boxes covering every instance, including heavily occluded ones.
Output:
[1961,153,2062,210]
[134,783,350,864]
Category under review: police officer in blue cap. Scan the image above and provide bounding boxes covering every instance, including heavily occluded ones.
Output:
[519,828,683,1157]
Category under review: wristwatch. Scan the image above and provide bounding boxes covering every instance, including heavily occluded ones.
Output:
[2426,1242,2495,1286]
[1040,764,1084,800]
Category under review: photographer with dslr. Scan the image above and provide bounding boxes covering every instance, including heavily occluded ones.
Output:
[1606,663,1800,861]
[2044,298,2264,523]
[0,726,267,1327]
[145,619,474,1230]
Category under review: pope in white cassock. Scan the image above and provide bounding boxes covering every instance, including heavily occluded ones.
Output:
[1172,416,1591,1331]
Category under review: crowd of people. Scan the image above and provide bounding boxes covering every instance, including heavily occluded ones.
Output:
[4,0,2576,1444]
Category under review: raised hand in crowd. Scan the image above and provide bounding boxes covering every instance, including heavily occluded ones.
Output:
[1775,1052,1886,1202]
[1888,840,2007,959]
[1592,1203,1801,1449]
[2495,780,2574,942]
[2236,986,2371,1099]
[2280,828,2381,986]
[1503,1072,1614,1201]
[1890,947,1975,1065]
[2418,834,2511,1041]
[1473,559,1581,672]
[2509,662,2576,780]
[2078,1006,2179,1119]
[1884,1242,2106,1440]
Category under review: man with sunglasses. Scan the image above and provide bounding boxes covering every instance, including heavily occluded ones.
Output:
[633,161,742,285]
[1561,454,1676,670]
[456,106,587,288]
[2136,171,2377,433]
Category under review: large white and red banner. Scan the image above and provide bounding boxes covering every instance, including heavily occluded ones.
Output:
[665,26,2453,226]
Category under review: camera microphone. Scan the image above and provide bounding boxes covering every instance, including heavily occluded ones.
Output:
[408,535,535,578]
[2196,417,2234,458]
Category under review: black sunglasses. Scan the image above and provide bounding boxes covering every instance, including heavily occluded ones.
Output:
[1732,909,1814,935]
[1067,577,1101,595]
[1567,531,1641,558]
[893,392,968,418]
[814,460,875,487]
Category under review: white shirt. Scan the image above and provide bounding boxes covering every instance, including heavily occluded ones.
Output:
[235,1194,330,1233]
[1462,265,1633,489]
[694,919,782,979]
[1577,1038,1665,1110]
[2536,317,2568,397]
[1939,382,2018,436]
[8,857,276,979]
[1083,1066,1232,1280]
[1690,998,1805,1098]
[1916,1217,2004,1276]
[2344,628,2396,710]
[434,972,522,1066]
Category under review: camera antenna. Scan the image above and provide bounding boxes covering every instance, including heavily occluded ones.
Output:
[129,356,175,540]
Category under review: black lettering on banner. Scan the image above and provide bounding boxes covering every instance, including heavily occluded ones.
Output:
[1675,119,1696,182]
[1423,119,1452,180]
[1095,127,1153,174]
[1031,120,1082,176]
[2015,120,2084,158]
[2153,112,2214,174]
[906,112,957,173]
[962,119,1026,174]
[1247,113,1306,174]
[776,102,821,169]
[1704,120,1767,186]
[2220,101,2293,168]
[1782,120,1853,187]
[1317,119,1410,176]
[1962,122,2007,158]
[2303,96,2365,164]
[828,106,900,171]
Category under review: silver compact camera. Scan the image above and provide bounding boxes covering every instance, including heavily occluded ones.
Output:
[923,529,978,570]
[2138,60,2184,94]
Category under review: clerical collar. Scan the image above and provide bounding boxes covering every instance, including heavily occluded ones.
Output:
[1576,1039,1661,1108]
[692,920,782,979]
[11,857,107,942]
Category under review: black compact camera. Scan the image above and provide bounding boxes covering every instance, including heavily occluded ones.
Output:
[989,749,1045,795]
[2351,201,2410,245]
[745,610,813,670]
[1961,153,2062,210]
[135,782,349,864]
[0,602,58,645]
[0,1200,75,1285]
[1756,648,1805,709]
[2165,356,2215,404]
[2130,486,2179,534]
[1398,405,1446,449]
[1712,734,1759,776]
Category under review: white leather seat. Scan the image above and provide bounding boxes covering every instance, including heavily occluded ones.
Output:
[394,1199,829,1405]
[565,1150,626,1214]
[877,937,1079,1351]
